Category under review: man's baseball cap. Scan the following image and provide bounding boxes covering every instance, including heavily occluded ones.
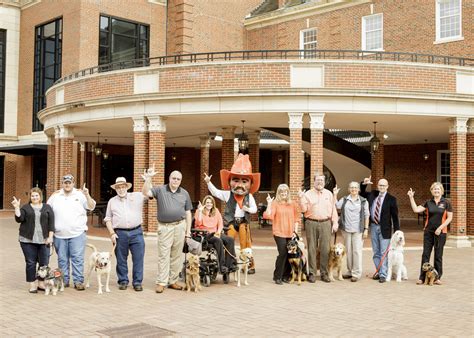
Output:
[62,174,74,183]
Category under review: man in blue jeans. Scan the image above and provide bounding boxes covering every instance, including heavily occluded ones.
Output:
[104,177,146,291]
[360,176,400,283]
[47,174,96,290]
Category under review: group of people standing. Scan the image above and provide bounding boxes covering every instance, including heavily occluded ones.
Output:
[13,154,452,293]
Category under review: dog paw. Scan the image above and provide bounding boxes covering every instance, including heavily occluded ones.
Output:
[244,282,249,286]
[396,279,402,282]
[106,288,111,293]
[98,290,103,295]
[337,277,343,281]
[237,284,241,287]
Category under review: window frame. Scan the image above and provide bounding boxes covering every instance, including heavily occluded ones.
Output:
[436,150,451,198]
[299,27,317,59]
[361,13,383,51]
[0,29,6,134]
[98,14,150,66]
[435,0,463,44]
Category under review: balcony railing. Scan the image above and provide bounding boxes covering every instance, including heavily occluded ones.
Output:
[55,49,474,85]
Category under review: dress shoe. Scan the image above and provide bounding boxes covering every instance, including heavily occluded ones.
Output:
[220,266,229,274]
[74,283,85,291]
[342,274,352,279]
[372,273,380,280]
[379,277,386,283]
[133,284,143,292]
[308,274,316,283]
[351,277,359,282]
[118,283,128,290]
[168,283,183,291]
[248,268,256,275]
[282,277,291,283]
[274,279,283,285]
[155,285,165,293]
[29,288,38,294]
[321,276,331,283]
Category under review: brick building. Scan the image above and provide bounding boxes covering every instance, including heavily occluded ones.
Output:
[0,0,472,247]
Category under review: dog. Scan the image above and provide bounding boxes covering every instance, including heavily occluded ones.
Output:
[85,243,113,294]
[422,262,439,286]
[185,254,201,292]
[287,234,308,285]
[386,230,408,282]
[236,248,253,287]
[37,266,65,296]
[328,243,346,282]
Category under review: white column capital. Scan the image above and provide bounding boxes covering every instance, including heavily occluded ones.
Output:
[47,134,55,145]
[200,135,210,148]
[221,126,236,139]
[79,142,86,152]
[147,115,166,132]
[449,117,468,134]
[132,117,148,133]
[288,113,304,129]
[467,118,474,134]
[309,113,325,130]
[248,131,261,144]
[55,125,73,139]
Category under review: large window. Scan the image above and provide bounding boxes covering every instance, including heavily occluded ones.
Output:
[436,0,462,42]
[0,29,6,133]
[362,13,383,51]
[33,18,62,132]
[299,28,317,58]
[99,15,149,65]
[437,150,450,197]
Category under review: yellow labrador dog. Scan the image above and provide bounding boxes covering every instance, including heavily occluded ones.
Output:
[236,248,253,287]
[185,254,201,292]
[328,243,347,282]
[85,243,113,294]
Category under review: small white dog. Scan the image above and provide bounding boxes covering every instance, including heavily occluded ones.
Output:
[85,243,113,294]
[386,230,408,282]
[236,248,253,287]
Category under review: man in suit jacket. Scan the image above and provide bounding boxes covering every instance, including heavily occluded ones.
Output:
[360,176,400,283]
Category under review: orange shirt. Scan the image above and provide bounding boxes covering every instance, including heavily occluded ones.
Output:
[264,201,300,238]
[300,188,338,228]
[194,209,223,234]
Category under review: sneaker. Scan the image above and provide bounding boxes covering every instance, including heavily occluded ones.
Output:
[133,284,143,292]
[74,283,85,291]
[118,283,128,290]
[155,285,165,293]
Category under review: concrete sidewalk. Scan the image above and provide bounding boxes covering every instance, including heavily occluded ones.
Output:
[1,217,473,337]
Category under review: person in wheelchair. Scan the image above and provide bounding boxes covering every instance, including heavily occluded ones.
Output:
[194,195,237,274]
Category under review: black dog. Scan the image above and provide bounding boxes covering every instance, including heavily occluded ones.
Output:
[287,234,308,285]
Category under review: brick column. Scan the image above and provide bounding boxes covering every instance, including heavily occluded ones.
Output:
[288,113,304,199]
[133,117,149,231]
[309,113,324,176]
[3,154,17,208]
[56,125,74,188]
[46,135,55,198]
[78,142,86,188]
[468,119,474,244]
[248,131,260,173]
[220,126,236,213]
[147,116,166,233]
[199,135,210,200]
[371,136,385,185]
[446,117,470,248]
[90,149,101,201]
[54,127,61,191]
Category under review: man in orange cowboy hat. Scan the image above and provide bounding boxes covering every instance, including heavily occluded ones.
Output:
[204,154,260,274]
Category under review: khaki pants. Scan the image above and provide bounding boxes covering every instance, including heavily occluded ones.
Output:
[305,219,331,277]
[342,230,363,279]
[156,220,186,286]
[227,223,254,269]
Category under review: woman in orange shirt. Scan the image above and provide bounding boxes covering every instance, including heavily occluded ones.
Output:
[195,195,236,274]
[264,184,300,285]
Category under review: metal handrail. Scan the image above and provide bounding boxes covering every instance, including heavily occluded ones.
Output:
[54,49,474,85]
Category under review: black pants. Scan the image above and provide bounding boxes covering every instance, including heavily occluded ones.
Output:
[207,234,236,272]
[419,231,446,280]
[273,236,291,281]
[20,242,50,282]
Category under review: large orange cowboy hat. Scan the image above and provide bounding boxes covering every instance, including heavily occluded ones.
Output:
[220,154,261,194]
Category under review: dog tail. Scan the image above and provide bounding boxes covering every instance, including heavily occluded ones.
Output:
[86,243,98,253]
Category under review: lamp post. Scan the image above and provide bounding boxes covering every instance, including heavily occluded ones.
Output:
[369,122,380,153]
[238,120,249,153]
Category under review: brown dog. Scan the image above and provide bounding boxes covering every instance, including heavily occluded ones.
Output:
[422,262,439,286]
[328,243,346,282]
[185,254,201,292]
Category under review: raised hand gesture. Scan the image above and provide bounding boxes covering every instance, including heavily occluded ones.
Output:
[142,163,157,180]
[362,176,373,185]
[80,183,89,196]
[407,188,415,198]
[197,201,204,212]
[11,196,21,209]
[298,188,306,199]
[266,193,274,205]
[333,185,340,196]
[203,172,212,184]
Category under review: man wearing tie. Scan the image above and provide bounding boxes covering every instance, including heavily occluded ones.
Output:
[361,177,400,283]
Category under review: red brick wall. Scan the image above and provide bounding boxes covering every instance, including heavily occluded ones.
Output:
[371,143,385,187]
[148,131,165,232]
[134,130,149,230]
[199,143,210,200]
[467,130,473,236]
[310,129,323,176]
[245,0,473,58]
[3,154,17,208]
[449,132,467,236]
[384,143,448,220]
[289,128,303,199]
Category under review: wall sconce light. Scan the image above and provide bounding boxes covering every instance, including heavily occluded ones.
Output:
[277,154,283,164]
[238,120,249,153]
[102,139,109,160]
[94,132,102,156]
[369,121,380,153]
[171,143,177,161]
[423,139,429,161]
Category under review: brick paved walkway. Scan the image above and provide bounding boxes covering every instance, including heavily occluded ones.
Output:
[1,217,473,337]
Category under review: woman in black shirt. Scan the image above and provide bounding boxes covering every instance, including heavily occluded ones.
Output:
[13,187,55,293]
[408,182,453,285]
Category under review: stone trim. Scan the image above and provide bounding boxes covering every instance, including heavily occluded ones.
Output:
[288,112,304,129]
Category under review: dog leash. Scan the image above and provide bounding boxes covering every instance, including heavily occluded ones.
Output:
[372,244,391,278]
